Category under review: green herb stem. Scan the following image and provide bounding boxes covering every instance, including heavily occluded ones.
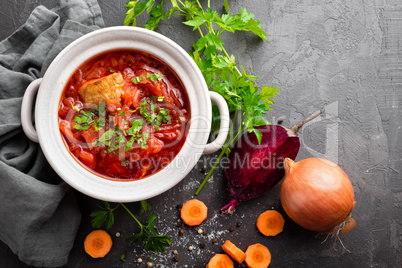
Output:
[120,203,143,227]
[195,125,244,195]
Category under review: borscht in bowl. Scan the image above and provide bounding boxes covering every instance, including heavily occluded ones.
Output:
[21,26,229,202]
[58,50,190,180]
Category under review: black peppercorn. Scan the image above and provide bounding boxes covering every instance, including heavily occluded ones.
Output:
[277,118,284,124]
[212,238,217,244]
[200,242,205,249]
[179,229,185,235]
[229,227,235,232]
[236,222,242,227]
[203,230,208,235]
[176,221,183,227]
[173,255,179,262]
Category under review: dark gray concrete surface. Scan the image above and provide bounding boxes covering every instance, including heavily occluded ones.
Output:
[1,0,401,267]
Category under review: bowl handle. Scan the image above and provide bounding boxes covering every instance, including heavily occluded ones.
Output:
[203,91,230,154]
[21,78,42,143]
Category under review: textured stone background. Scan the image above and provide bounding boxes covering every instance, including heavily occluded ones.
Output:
[0,0,401,267]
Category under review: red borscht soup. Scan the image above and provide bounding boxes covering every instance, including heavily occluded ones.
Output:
[58,50,190,181]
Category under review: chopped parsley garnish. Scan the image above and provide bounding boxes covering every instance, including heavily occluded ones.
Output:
[72,105,80,112]
[151,95,166,103]
[128,119,144,136]
[73,97,170,153]
[124,130,150,151]
[92,129,115,147]
[147,73,162,82]
[131,75,146,84]
[107,67,116,73]
[99,102,106,117]
[121,160,130,167]
[139,99,171,130]
[138,132,150,149]
[73,110,93,131]
[105,134,126,153]
[131,73,163,84]
[94,118,106,131]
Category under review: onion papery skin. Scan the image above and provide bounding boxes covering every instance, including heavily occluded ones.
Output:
[280,158,355,233]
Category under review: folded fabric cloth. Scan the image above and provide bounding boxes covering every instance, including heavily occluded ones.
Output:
[0,0,104,267]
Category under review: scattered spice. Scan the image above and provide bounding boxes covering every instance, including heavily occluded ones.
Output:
[212,238,218,244]
[173,250,178,255]
[277,118,284,124]
[173,255,180,262]
[236,222,242,228]
[147,262,153,267]
[200,242,205,249]
[197,229,203,234]
[179,229,185,235]
[176,204,182,210]
[115,232,121,237]
[176,221,183,227]
[137,258,143,263]
[229,227,235,232]
[203,230,208,235]
[188,246,194,251]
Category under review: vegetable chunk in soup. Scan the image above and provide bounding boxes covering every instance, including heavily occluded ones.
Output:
[58,50,190,181]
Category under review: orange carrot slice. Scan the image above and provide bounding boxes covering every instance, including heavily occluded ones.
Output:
[84,230,113,258]
[245,243,271,268]
[180,199,208,226]
[222,240,246,264]
[206,254,234,268]
[256,210,285,236]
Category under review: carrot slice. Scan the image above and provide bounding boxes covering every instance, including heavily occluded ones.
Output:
[84,230,113,258]
[206,254,234,268]
[341,217,356,235]
[256,210,285,236]
[244,243,271,268]
[180,199,208,226]
[222,240,246,264]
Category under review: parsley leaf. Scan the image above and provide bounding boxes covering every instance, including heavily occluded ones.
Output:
[121,203,172,252]
[140,200,152,213]
[90,201,171,253]
[128,119,144,135]
[92,129,115,147]
[72,105,80,112]
[121,253,126,262]
[73,110,93,131]
[131,75,145,84]
[94,118,106,131]
[90,201,119,229]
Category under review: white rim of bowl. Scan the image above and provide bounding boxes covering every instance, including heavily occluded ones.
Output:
[36,26,211,202]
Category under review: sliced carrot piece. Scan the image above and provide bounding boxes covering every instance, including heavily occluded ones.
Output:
[206,254,234,268]
[341,217,356,235]
[222,240,246,264]
[256,210,285,236]
[84,230,113,258]
[244,243,271,268]
[180,199,208,226]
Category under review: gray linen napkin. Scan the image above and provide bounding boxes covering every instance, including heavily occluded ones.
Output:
[0,0,104,267]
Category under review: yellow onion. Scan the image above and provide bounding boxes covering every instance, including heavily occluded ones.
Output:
[280,157,356,233]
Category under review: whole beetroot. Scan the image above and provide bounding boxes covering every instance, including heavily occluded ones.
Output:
[221,111,321,213]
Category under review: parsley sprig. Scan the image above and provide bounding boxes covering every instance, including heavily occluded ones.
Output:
[90,200,172,253]
[125,1,278,195]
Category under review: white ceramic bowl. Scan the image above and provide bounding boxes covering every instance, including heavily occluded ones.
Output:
[21,26,229,202]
